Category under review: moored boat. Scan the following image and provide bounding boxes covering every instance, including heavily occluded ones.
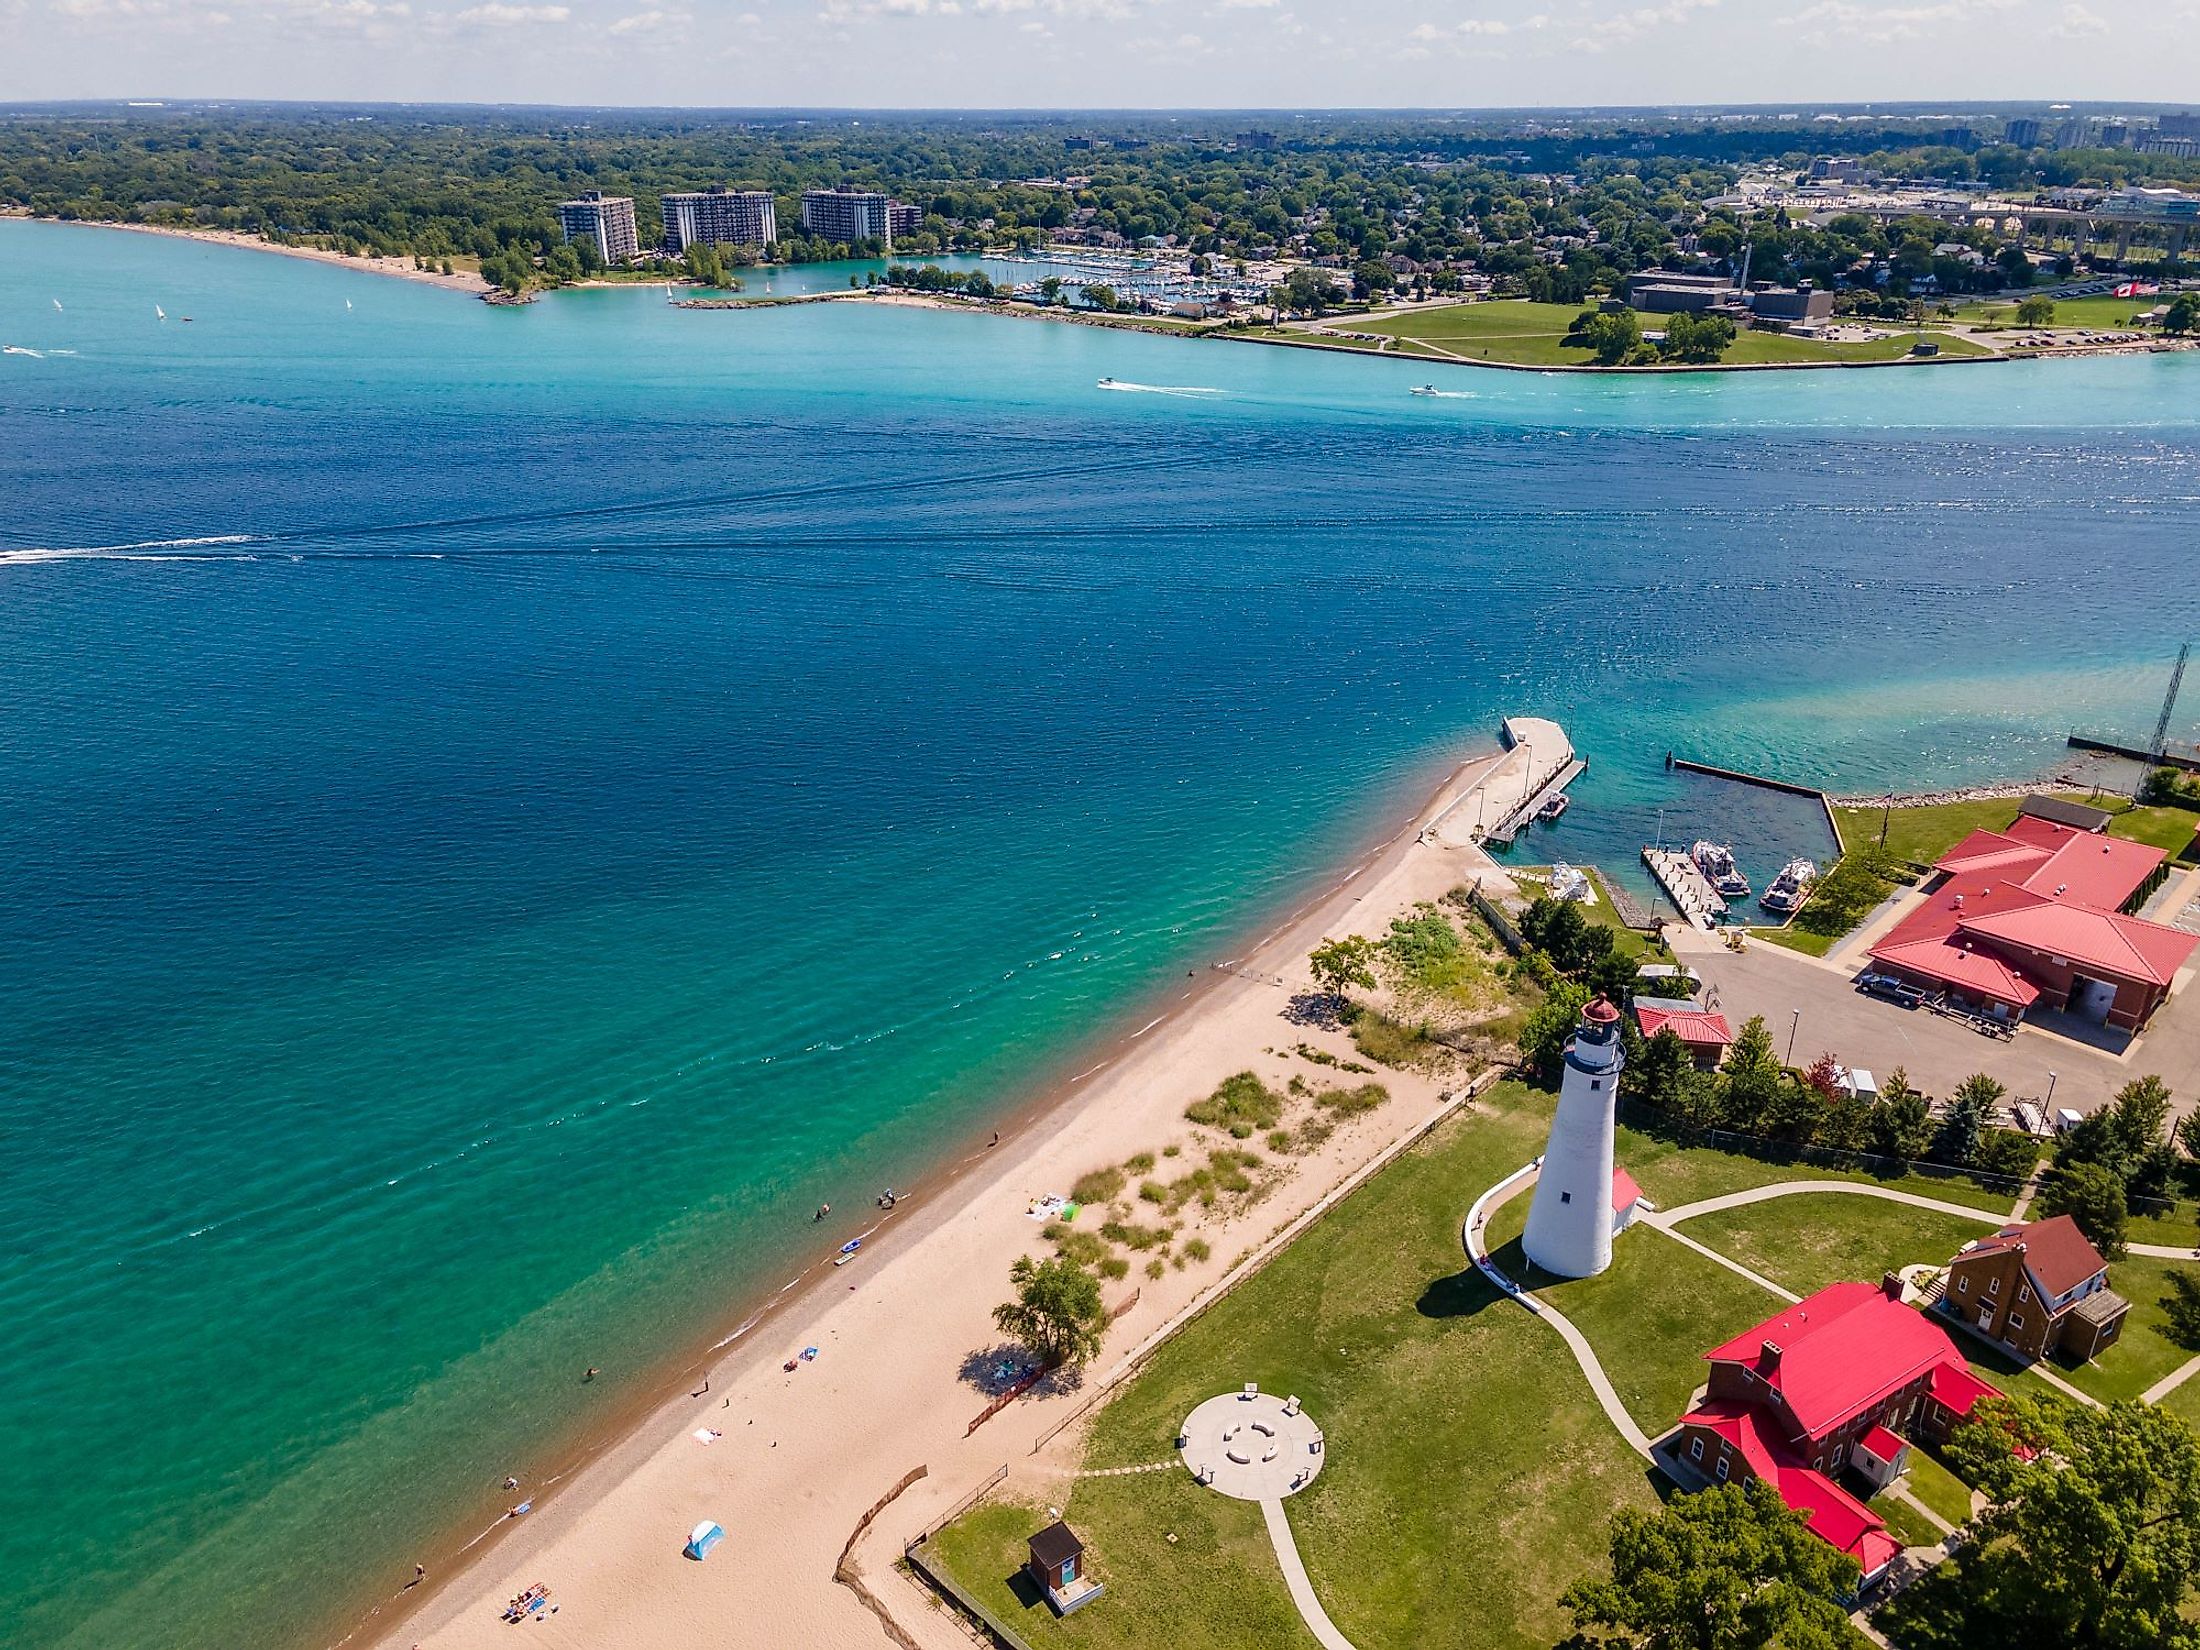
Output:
[1691,840,1750,899]
[1760,857,1818,914]
[1537,793,1570,821]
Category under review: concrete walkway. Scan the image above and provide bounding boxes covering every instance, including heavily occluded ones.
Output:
[2131,1242,2200,1259]
[1652,1219,1800,1302]
[2142,1353,2200,1405]
[1650,1179,2011,1231]
[1464,1163,1655,1459]
[1261,1498,1359,1650]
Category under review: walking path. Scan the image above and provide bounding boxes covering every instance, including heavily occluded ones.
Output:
[1650,1180,2010,1230]
[2130,1242,2200,1259]
[1650,1219,1800,1302]
[2142,1353,2200,1405]
[1260,1499,1359,1650]
[1463,1162,1654,1458]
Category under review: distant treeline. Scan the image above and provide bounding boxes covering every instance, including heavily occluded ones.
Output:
[3,108,2195,300]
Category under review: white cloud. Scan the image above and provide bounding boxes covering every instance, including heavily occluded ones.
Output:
[451,1,567,22]
[2048,0,2105,35]
[1570,0,1716,51]
[1217,0,1280,10]
[608,5,685,29]
[1785,0,2015,46]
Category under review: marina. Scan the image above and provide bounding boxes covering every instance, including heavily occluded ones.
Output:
[1643,845,1730,930]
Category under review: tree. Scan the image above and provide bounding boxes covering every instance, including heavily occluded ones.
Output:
[992,1254,1107,1369]
[2013,294,2056,326]
[1279,266,1342,314]
[2039,1160,2129,1259]
[1519,978,1592,1082]
[1660,311,1736,363]
[2164,1270,2200,1351]
[1083,283,1119,312]
[1558,1480,1859,1650]
[1870,1068,1936,1161]
[1308,935,1376,1011]
[2178,1108,2200,1163]
[1631,1027,1690,1114]
[1907,1397,2200,1650]
[1933,1072,2003,1167]
[1717,1015,1783,1133]
[1576,307,1642,365]
[1351,258,1395,299]
[2165,292,2200,335]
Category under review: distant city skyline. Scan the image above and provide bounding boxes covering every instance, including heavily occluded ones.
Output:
[5,0,2196,110]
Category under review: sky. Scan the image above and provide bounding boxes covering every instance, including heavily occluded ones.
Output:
[3,0,2196,110]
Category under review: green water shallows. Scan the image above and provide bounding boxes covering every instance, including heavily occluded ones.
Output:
[2,219,2196,1650]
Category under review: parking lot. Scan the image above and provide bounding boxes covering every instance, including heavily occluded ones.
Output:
[1679,930,2200,1122]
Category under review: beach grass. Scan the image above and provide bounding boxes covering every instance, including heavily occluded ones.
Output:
[936,1085,1658,1650]
[1674,1192,1993,1300]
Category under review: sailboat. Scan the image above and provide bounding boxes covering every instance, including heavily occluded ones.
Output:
[53,298,63,312]
[156,305,167,321]
[345,298,353,311]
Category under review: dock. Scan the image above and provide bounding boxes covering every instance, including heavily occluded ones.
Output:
[1485,756,1588,847]
[2067,733,2200,775]
[1665,752,1846,857]
[1642,846,1728,931]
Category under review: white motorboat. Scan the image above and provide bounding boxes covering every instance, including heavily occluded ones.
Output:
[1760,858,1818,914]
[1691,840,1751,900]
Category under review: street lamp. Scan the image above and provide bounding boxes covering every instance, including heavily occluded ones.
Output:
[1786,1007,1801,1066]
[2046,1072,2058,1112]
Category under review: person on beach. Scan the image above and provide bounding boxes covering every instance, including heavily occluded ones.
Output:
[989,1131,998,1148]
[584,1367,598,1382]
[412,1564,426,1587]
[814,1202,829,1222]
[504,1476,519,1491]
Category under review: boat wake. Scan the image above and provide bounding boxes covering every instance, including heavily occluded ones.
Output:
[0,533,268,564]
[1412,386,1477,399]
[3,345,45,358]
[1097,379,1224,397]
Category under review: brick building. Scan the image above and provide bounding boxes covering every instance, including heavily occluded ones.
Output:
[1942,1215,2128,1364]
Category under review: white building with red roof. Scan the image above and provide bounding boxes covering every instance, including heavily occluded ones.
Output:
[1632,996,1734,1069]
[1865,811,2195,1032]
[1666,1279,1999,1583]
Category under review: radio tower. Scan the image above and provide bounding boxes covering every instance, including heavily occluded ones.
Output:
[2149,643,2190,766]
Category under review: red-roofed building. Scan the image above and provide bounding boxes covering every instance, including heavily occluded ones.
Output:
[1865,812,2194,1031]
[1666,1278,1998,1582]
[1633,997,1734,1069]
[1942,1215,2128,1364]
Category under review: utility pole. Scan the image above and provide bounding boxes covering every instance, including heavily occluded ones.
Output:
[1786,1007,1801,1066]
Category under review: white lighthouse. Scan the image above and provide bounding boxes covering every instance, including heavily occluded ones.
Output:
[1522,996,1627,1279]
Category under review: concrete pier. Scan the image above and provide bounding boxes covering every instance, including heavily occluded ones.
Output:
[1643,846,1728,930]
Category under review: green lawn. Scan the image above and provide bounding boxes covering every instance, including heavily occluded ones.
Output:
[1754,924,1839,956]
[1834,794,2198,869]
[937,1085,1660,1650]
[1871,1490,1944,1549]
[2159,1365,2200,1428]
[1483,1194,1778,1431]
[1720,330,1989,365]
[2051,1253,2200,1404]
[2131,1201,2200,1250]
[1903,1447,1975,1528]
[1942,294,2161,330]
[1675,1193,1996,1300]
[925,1480,1318,1650]
[1612,1121,2019,1216]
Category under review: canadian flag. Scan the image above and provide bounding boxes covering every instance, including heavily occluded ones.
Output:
[2114,281,2161,298]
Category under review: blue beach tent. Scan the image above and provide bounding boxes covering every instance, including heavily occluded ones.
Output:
[685,1520,726,1561]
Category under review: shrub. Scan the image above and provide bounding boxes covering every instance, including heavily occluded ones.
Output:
[1350,1010,1445,1070]
[1267,1129,1296,1154]
[1098,1255,1130,1280]
[1186,1071,1284,1137]
[1070,1166,1125,1206]
[1123,1151,1156,1174]
[1181,1237,1212,1263]
[1100,1219,1171,1252]
[1145,1257,1166,1281]
[1138,1180,1167,1204]
[1317,1081,1389,1118]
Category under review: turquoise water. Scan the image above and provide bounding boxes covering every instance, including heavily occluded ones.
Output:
[4,218,2197,1650]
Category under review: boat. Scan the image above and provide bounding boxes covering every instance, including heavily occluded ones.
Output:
[1537,792,1570,821]
[1760,857,1818,914]
[1410,384,1441,396]
[1097,377,1120,388]
[1691,840,1751,899]
[155,305,166,321]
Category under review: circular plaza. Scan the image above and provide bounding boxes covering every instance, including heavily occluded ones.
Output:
[1177,1386,1325,1501]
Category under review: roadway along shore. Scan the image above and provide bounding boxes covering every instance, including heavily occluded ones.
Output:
[367,743,1530,1650]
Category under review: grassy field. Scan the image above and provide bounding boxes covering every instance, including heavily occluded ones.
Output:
[1941,294,2162,330]
[1754,924,1840,957]
[927,1479,1320,1650]
[2051,1252,2200,1404]
[1903,1448,1975,1528]
[1674,1192,1996,1300]
[1721,329,1989,365]
[1871,1489,1944,1549]
[2131,1200,2200,1250]
[1613,1120,2019,1216]
[1833,794,2199,867]
[1482,1194,1779,1430]
[936,1085,1660,1650]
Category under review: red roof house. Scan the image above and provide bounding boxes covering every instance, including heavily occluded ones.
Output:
[1668,1280,1998,1582]
[1866,815,2195,1031]
[1633,997,1734,1069]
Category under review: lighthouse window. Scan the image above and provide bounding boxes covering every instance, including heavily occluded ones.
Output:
[1589,1079,1600,1090]
[1559,1191,1571,1204]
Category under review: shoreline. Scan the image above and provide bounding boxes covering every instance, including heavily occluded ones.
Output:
[16,217,492,296]
[354,738,1518,1650]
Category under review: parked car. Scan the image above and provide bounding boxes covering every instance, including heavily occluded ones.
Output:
[1855,971,1933,1009]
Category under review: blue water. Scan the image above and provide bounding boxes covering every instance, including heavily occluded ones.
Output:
[4,217,2197,1650]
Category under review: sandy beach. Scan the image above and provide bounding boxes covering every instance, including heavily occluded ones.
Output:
[50,219,491,296]
[363,738,1547,1650]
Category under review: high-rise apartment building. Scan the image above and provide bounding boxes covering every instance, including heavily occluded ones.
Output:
[800,188,903,247]
[2004,118,2042,148]
[661,187,778,254]
[556,192,639,265]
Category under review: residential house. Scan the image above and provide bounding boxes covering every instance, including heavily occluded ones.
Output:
[1633,997,1734,1069]
[1942,1215,2128,1364]
[1667,1280,2000,1582]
